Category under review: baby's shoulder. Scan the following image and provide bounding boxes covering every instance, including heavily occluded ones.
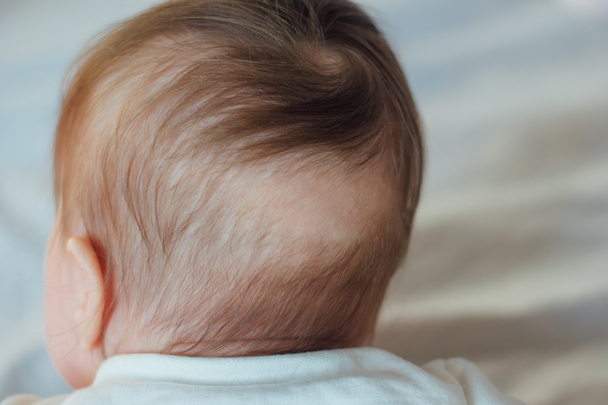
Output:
[422,358,527,405]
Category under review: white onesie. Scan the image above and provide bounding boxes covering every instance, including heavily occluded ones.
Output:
[1,347,526,405]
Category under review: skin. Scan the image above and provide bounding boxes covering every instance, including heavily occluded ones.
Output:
[43,165,389,387]
[45,221,169,388]
[44,218,375,388]
[45,223,107,388]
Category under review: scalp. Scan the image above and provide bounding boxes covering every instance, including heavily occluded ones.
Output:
[53,0,423,356]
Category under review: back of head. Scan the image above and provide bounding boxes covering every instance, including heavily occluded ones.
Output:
[54,0,423,357]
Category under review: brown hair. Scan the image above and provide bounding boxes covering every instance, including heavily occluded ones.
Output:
[54,0,423,356]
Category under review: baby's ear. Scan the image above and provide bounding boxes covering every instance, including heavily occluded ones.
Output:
[66,236,105,352]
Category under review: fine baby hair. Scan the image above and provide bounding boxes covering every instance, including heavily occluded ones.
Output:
[52,0,423,363]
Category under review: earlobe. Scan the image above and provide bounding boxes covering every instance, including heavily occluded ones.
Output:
[66,236,105,352]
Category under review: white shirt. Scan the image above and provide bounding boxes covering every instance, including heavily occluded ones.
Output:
[1,347,526,405]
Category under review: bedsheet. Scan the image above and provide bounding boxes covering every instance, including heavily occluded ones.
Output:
[1,1,607,404]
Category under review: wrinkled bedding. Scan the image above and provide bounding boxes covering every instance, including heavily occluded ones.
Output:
[1,1,607,404]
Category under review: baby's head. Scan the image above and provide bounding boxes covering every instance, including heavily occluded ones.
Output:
[44,0,423,388]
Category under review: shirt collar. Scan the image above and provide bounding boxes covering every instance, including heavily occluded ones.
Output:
[93,347,404,386]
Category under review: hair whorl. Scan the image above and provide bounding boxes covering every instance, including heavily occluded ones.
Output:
[54,0,423,357]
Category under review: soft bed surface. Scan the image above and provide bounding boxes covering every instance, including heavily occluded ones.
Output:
[1,1,607,404]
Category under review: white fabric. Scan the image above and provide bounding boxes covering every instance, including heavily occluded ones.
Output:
[0,348,525,405]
